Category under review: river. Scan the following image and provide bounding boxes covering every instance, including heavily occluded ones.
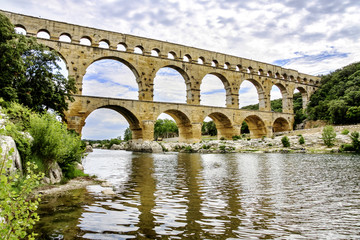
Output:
[33,149,360,239]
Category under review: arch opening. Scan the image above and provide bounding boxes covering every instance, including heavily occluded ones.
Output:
[82,58,139,99]
[59,33,71,43]
[80,37,91,46]
[134,46,143,54]
[99,40,110,49]
[82,106,141,141]
[293,87,307,129]
[197,57,205,65]
[151,49,160,57]
[243,115,267,139]
[239,79,262,110]
[37,29,50,39]
[168,51,176,59]
[153,66,188,103]
[273,117,291,133]
[14,26,26,35]
[270,83,288,113]
[200,73,228,107]
[157,110,193,142]
[202,112,233,140]
[117,43,127,51]
[183,54,191,62]
[154,113,179,141]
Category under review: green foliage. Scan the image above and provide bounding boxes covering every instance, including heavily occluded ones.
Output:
[201,144,210,149]
[106,137,122,149]
[349,131,360,153]
[321,125,337,147]
[0,13,76,117]
[299,135,305,145]
[241,121,249,134]
[184,146,194,153]
[202,121,217,136]
[124,127,132,141]
[0,148,44,240]
[339,143,355,152]
[307,62,360,124]
[220,137,226,140]
[29,113,84,174]
[154,119,178,139]
[232,135,241,140]
[341,129,350,135]
[281,136,290,147]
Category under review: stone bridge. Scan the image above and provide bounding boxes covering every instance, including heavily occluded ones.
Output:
[2,10,321,142]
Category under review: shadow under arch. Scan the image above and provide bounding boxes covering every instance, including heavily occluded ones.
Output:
[243,115,267,138]
[240,78,265,110]
[205,112,234,140]
[294,86,308,109]
[273,117,291,133]
[200,72,231,107]
[158,109,194,142]
[85,105,143,139]
[153,65,191,103]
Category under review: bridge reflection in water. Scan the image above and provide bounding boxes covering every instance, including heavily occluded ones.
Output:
[33,150,360,239]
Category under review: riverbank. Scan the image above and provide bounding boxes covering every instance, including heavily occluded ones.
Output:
[100,124,360,154]
[35,176,100,196]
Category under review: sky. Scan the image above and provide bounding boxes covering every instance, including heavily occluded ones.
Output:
[2,0,360,139]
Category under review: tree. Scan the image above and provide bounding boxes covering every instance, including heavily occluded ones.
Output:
[0,13,76,117]
[154,119,178,139]
[321,125,336,147]
[201,121,217,136]
[124,127,132,141]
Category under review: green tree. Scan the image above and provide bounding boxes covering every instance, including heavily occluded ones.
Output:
[124,127,132,141]
[349,131,360,153]
[201,121,217,136]
[321,125,337,147]
[154,119,178,139]
[0,13,76,117]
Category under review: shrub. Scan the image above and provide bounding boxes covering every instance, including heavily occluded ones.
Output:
[0,148,44,240]
[340,143,355,152]
[232,135,241,140]
[281,136,290,147]
[184,146,195,153]
[29,113,84,177]
[299,135,305,145]
[201,144,210,149]
[341,129,350,135]
[321,125,336,147]
[350,131,360,153]
[220,137,225,140]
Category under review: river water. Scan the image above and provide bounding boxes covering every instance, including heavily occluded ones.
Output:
[33,149,360,239]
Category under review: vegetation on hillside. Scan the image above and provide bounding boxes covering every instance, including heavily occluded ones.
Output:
[307,62,360,124]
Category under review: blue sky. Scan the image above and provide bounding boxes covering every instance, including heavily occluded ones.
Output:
[2,0,360,139]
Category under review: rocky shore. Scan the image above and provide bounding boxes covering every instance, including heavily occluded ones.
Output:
[89,124,360,154]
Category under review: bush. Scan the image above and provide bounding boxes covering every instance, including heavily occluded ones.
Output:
[281,136,290,147]
[220,137,225,140]
[341,129,350,135]
[322,125,337,147]
[299,135,305,145]
[350,131,360,153]
[232,135,241,141]
[340,144,355,152]
[29,112,84,177]
[0,148,44,240]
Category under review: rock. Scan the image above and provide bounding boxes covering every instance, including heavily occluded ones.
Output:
[101,181,112,187]
[48,162,63,184]
[128,140,163,153]
[0,135,22,173]
[85,145,93,152]
[75,162,84,171]
[102,188,116,195]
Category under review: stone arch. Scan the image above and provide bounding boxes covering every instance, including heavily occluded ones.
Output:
[271,82,290,113]
[153,65,191,103]
[84,105,143,140]
[82,57,140,99]
[239,78,266,110]
[80,36,92,46]
[59,33,72,42]
[200,72,231,107]
[273,117,291,133]
[183,54,191,62]
[158,109,194,142]
[14,24,27,35]
[205,112,234,140]
[243,115,267,138]
[295,86,308,109]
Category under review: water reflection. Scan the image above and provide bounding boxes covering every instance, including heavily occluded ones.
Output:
[32,151,360,239]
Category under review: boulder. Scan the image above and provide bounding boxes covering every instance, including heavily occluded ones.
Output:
[48,162,63,184]
[85,145,93,152]
[0,135,22,173]
[128,140,163,153]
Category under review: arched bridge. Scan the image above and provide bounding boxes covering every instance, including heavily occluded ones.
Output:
[2,10,321,142]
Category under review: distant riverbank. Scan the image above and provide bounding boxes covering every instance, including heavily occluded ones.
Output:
[88,124,360,154]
